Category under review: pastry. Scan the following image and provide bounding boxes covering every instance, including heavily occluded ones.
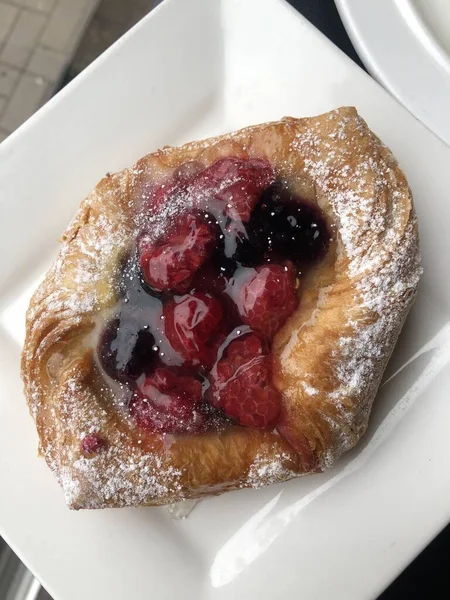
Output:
[21,107,421,509]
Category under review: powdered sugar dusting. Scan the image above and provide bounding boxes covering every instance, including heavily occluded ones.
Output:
[23,176,133,405]
[302,382,319,396]
[247,452,298,488]
[286,108,421,464]
[36,372,184,509]
[70,451,183,509]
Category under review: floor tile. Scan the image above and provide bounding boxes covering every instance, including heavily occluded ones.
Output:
[67,16,123,73]
[4,0,28,7]
[24,0,57,13]
[40,0,99,53]
[96,0,152,27]
[0,2,19,45]
[0,72,47,130]
[27,45,66,80]
[65,0,151,82]
[0,62,20,96]
[37,585,53,600]
[0,128,8,143]
[0,9,47,68]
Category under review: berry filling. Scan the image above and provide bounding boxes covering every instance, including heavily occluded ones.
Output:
[130,368,206,434]
[189,157,274,222]
[163,292,224,368]
[207,333,280,428]
[99,317,158,383]
[232,261,299,338]
[139,213,216,294]
[98,156,330,437]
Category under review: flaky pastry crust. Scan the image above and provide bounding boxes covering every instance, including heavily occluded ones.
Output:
[21,107,421,509]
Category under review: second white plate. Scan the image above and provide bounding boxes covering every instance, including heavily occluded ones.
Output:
[335,0,450,147]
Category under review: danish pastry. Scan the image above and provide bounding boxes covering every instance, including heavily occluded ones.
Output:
[21,107,421,509]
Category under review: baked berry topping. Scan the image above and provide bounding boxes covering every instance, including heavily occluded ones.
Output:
[130,368,205,434]
[208,334,281,428]
[99,317,158,382]
[246,186,330,267]
[139,213,216,293]
[233,261,299,338]
[98,156,331,436]
[81,433,105,455]
[191,261,228,296]
[163,292,223,368]
[145,178,186,214]
[191,157,274,222]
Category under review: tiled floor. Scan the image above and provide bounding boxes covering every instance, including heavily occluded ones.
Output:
[60,0,153,85]
[0,0,101,142]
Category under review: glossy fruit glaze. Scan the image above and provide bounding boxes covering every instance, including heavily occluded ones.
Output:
[98,157,330,437]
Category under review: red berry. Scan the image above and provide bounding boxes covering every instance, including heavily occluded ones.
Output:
[81,433,104,455]
[191,158,274,222]
[191,262,228,296]
[208,334,281,428]
[146,367,203,401]
[139,214,216,293]
[164,292,223,367]
[143,177,189,214]
[236,261,298,338]
[130,368,204,434]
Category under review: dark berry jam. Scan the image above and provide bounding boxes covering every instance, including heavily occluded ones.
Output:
[247,184,330,269]
[98,157,331,434]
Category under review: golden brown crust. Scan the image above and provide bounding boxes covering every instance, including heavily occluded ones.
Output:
[21,107,421,509]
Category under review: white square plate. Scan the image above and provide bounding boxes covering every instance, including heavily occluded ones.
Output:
[1,1,450,599]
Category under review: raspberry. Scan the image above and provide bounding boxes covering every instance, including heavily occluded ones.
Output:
[81,433,104,455]
[139,214,216,293]
[130,368,205,434]
[145,179,186,214]
[191,158,274,222]
[141,367,203,401]
[191,262,228,296]
[164,292,223,367]
[236,261,298,338]
[208,334,280,428]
